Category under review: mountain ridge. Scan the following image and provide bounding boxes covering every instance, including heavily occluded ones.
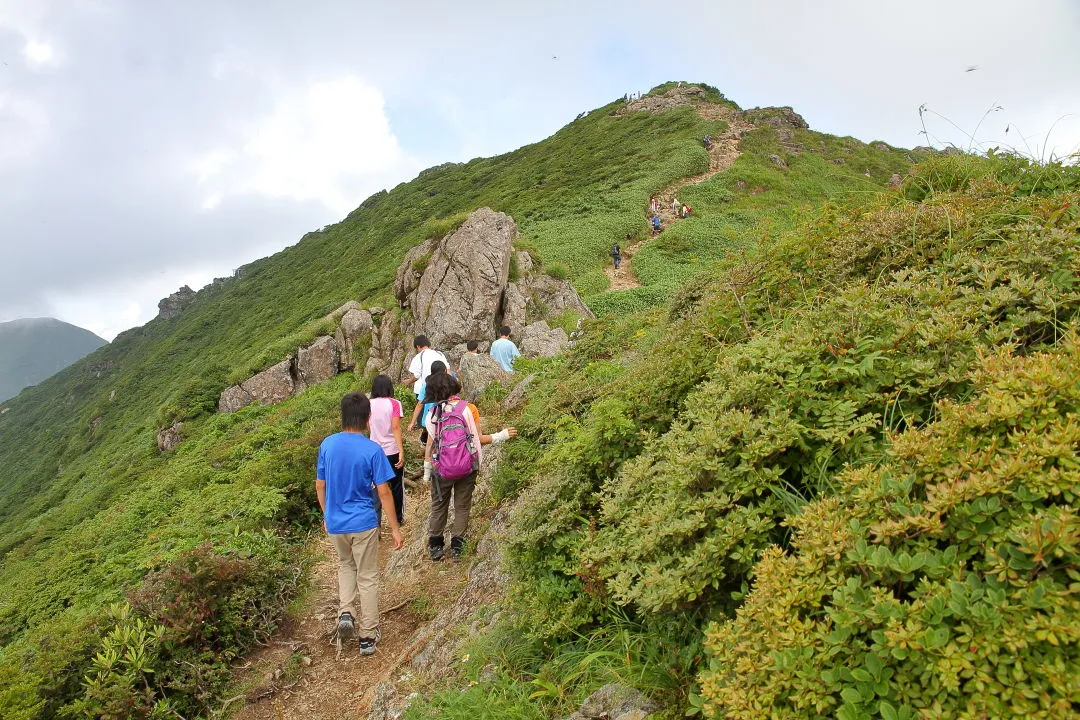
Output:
[0,317,107,403]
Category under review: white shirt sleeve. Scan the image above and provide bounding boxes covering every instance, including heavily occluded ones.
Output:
[408,351,423,378]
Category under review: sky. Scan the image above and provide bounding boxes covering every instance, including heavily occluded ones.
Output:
[1,0,1077,341]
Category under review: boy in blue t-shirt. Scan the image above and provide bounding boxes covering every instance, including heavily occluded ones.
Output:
[316,392,403,655]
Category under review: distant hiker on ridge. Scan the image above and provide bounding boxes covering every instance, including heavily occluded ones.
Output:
[612,241,622,270]
[652,215,661,234]
[490,326,521,372]
[672,197,681,215]
[317,392,403,656]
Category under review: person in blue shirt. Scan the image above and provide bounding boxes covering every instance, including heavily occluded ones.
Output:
[652,215,661,234]
[316,392,403,655]
[490,326,521,372]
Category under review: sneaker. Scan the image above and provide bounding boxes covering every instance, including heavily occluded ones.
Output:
[336,612,355,641]
[358,629,380,656]
[428,536,445,562]
[450,536,466,561]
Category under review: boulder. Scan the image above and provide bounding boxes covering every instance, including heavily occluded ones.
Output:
[157,285,196,320]
[514,250,534,274]
[218,385,253,413]
[240,357,296,405]
[458,353,511,401]
[503,274,594,330]
[745,106,808,129]
[410,208,517,349]
[501,282,529,332]
[563,683,661,720]
[156,422,183,452]
[394,236,439,306]
[520,321,569,358]
[888,173,903,190]
[296,336,339,389]
[339,308,374,367]
[326,300,362,321]
[768,153,787,168]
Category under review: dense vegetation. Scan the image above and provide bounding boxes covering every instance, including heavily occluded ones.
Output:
[0,318,106,402]
[9,79,1057,719]
[404,154,1080,718]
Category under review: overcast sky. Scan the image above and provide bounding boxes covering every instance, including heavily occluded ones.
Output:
[1,0,1077,340]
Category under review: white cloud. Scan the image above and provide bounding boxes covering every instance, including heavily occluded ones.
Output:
[191,76,419,215]
[22,38,58,67]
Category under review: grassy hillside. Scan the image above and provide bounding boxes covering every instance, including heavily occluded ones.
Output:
[403,154,1080,719]
[0,83,916,718]
[0,319,106,402]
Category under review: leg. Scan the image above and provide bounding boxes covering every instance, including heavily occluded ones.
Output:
[351,528,381,638]
[330,533,357,618]
[386,454,405,524]
[427,472,451,559]
[450,472,478,540]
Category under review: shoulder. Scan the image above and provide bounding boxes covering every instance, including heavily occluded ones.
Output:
[390,398,402,414]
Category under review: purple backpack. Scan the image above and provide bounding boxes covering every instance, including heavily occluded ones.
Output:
[432,400,479,480]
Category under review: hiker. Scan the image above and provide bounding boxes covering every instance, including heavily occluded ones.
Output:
[704,134,712,149]
[368,375,405,526]
[672,197,681,215]
[612,242,622,270]
[465,339,479,355]
[407,359,447,443]
[650,197,658,214]
[652,215,661,234]
[407,335,448,400]
[423,372,515,561]
[316,392,403,655]
[683,204,692,218]
[490,326,521,372]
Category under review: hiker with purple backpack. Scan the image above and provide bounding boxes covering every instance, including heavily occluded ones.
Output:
[422,372,516,561]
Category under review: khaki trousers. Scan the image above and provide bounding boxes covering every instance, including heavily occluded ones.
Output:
[427,472,477,539]
[330,528,380,635]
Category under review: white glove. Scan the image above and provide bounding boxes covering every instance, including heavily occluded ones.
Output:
[491,429,511,444]
[423,461,432,482]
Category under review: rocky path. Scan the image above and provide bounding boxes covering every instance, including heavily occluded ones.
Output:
[227,468,469,720]
[602,103,754,291]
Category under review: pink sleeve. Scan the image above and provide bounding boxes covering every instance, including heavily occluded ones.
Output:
[392,398,402,417]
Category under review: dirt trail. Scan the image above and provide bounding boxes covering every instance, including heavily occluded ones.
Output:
[602,102,754,291]
[228,464,468,720]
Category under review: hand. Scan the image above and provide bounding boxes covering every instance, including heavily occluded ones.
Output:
[506,427,518,438]
[390,527,404,550]
[395,455,405,469]
[323,519,328,534]
[406,422,415,431]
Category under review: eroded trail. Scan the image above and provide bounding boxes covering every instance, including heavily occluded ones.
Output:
[602,99,754,291]
[229,469,469,720]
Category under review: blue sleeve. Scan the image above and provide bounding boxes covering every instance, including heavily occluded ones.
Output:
[372,450,395,486]
[417,383,426,402]
[316,444,326,480]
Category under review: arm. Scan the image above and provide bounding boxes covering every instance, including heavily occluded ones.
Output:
[315,479,327,532]
[478,427,518,445]
[375,483,404,549]
[407,398,423,431]
[391,415,404,467]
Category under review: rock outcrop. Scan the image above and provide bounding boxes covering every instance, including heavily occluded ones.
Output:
[296,336,339,389]
[562,684,660,720]
[218,384,254,413]
[157,285,196,320]
[337,308,373,368]
[241,357,296,405]
[519,321,569,358]
[156,422,183,452]
[502,273,593,332]
[457,353,511,401]
[409,208,517,349]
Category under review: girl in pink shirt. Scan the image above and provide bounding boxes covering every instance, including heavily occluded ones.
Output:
[369,375,405,524]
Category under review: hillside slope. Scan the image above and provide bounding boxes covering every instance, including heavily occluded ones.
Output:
[0,318,106,402]
[0,83,915,718]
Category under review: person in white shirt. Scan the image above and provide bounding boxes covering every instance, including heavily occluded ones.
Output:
[407,334,448,398]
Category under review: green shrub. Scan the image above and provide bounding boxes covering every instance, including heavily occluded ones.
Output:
[701,338,1080,719]
[547,261,570,281]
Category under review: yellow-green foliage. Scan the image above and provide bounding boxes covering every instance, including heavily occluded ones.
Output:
[702,339,1080,719]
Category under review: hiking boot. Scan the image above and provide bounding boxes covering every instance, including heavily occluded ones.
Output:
[450,536,466,561]
[336,612,355,641]
[358,629,380,656]
[428,536,445,562]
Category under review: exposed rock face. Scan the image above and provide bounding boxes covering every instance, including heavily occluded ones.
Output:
[327,300,363,321]
[410,208,517,349]
[338,309,373,368]
[296,336,339,389]
[520,321,569,358]
[616,84,710,115]
[888,173,903,190]
[457,353,511,401]
[157,285,196,320]
[217,385,253,413]
[503,274,594,332]
[240,357,296,405]
[394,236,439,306]
[156,422,183,452]
[745,106,809,129]
[563,683,661,720]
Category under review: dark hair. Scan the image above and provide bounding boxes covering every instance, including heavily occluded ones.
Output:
[466,340,479,351]
[413,334,430,349]
[425,372,462,405]
[340,392,371,430]
[499,325,511,337]
[370,374,394,399]
[430,360,447,375]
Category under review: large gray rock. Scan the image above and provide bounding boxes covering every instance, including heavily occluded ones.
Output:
[520,321,569,358]
[503,274,594,331]
[156,285,195,320]
[327,300,363,321]
[217,385,253,413]
[156,422,183,452]
[394,236,439,306]
[240,357,296,405]
[564,683,661,720]
[458,353,511,401]
[296,336,339,389]
[410,208,517,349]
[338,308,373,367]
